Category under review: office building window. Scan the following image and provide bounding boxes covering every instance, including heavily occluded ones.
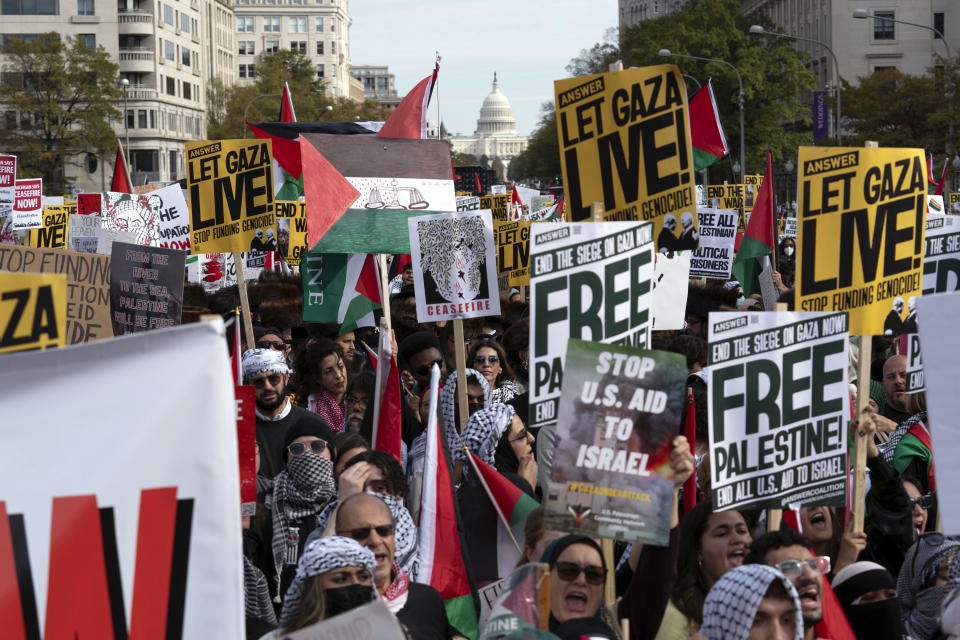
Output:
[265,16,280,31]
[316,63,323,78]
[77,33,95,48]
[238,40,253,55]
[180,11,189,32]
[290,40,305,53]
[935,12,945,39]
[330,17,334,31]
[874,11,895,40]
[166,76,175,95]
[163,3,172,24]
[183,82,191,99]
[265,39,278,53]
[289,16,305,32]
[314,16,322,30]
[164,39,175,60]
[77,0,93,15]
[181,45,190,66]
[149,109,156,128]
[239,63,255,78]
[330,41,335,54]
[237,16,253,31]
[126,109,134,128]
[138,109,147,128]
[2,0,58,14]
[315,41,323,55]
[169,151,178,178]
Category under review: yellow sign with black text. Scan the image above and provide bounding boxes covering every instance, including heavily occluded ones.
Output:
[494,220,531,286]
[25,205,70,249]
[480,194,510,222]
[796,146,926,335]
[554,64,697,252]
[0,272,67,354]
[275,200,307,266]
[186,139,275,254]
[743,174,763,215]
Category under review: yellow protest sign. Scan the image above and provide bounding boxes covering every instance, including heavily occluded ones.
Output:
[494,220,531,286]
[796,146,926,335]
[25,205,70,249]
[275,200,307,266]
[186,139,275,254]
[480,194,510,222]
[705,185,744,212]
[949,192,960,215]
[744,174,763,215]
[0,272,67,354]
[554,64,697,252]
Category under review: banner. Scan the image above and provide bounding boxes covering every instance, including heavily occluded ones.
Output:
[236,385,257,516]
[186,139,276,254]
[651,251,690,330]
[68,214,137,255]
[25,205,71,249]
[13,178,42,230]
[77,192,101,216]
[275,200,307,266]
[795,147,926,335]
[0,154,15,219]
[949,192,960,215]
[282,599,406,640]
[0,244,112,343]
[109,242,185,334]
[708,311,850,511]
[554,65,697,252]
[529,222,654,433]
[480,194,510,222]
[812,90,829,140]
[744,174,763,215]
[544,339,683,544]
[457,195,481,212]
[494,220,531,286]
[690,207,737,278]
[781,216,797,239]
[409,210,501,322]
[0,272,66,354]
[0,321,244,637]
[147,184,191,251]
[99,191,162,246]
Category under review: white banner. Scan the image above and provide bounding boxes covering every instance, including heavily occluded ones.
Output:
[147,184,191,252]
[690,207,737,279]
[0,321,243,637]
[652,251,690,330]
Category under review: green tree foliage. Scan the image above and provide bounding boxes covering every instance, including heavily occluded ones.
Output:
[0,33,122,193]
[207,50,389,139]
[508,103,561,182]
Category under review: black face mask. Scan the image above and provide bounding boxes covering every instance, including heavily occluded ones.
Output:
[324,584,374,617]
[468,402,483,416]
[844,599,903,640]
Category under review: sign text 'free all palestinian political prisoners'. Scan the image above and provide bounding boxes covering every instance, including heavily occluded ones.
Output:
[690,207,737,279]
[186,139,276,254]
[708,311,850,511]
[408,209,501,322]
[795,147,926,335]
[528,222,654,433]
[544,339,684,545]
[554,65,697,253]
[0,272,66,354]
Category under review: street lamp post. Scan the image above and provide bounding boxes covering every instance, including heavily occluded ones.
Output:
[749,25,842,144]
[659,49,745,179]
[242,93,283,137]
[121,78,130,168]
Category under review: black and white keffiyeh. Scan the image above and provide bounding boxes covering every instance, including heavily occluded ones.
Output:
[243,555,277,625]
[898,534,960,640]
[278,535,377,626]
[700,564,803,640]
[271,453,336,597]
[242,347,290,381]
[454,403,515,476]
[879,411,928,467]
[490,379,519,405]
[439,368,490,454]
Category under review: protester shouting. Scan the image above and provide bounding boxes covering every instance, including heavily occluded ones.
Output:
[699,564,803,640]
[295,338,349,433]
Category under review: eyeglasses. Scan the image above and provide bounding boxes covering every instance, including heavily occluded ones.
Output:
[288,440,327,456]
[510,427,530,443]
[911,492,936,511]
[251,373,283,389]
[554,561,606,585]
[346,395,368,408]
[415,360,443,377]
[257,340,290,351]
[774,556,830,578]
[474,355,499,365]
[337,523,395,541]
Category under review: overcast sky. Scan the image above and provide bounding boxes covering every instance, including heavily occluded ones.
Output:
[348,0,616,138]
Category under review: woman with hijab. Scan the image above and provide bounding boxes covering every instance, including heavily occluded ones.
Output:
[294,338,349,433]
[832,561,905,639]
[898,534,960,640]
[259,536,378,638]
[699,564,803,640]
[541,535,619,639]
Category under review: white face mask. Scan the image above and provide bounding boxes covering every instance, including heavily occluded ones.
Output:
[736,295,746,307]
[783,246,794,257]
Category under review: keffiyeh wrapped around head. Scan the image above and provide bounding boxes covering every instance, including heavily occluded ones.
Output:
[897,534,960,640]
[279,536,377,626]
[700,564,803,640]
[455,403,515,474]
[439,368,490,453]
[242,347,290,381]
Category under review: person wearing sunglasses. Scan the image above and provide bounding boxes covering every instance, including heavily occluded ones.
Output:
[539,535,615,636]
[468,339,518,405]
[399,331,448,392]
[332,493,459,640]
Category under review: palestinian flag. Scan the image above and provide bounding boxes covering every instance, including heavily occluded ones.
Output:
[273,82,302,201]
[732,150,775,296]
[372,325,403,465]
[688,79,729,172]
[300,252,381,332]
[418,365,478,638]
[111,142,132,194]
[927,154,948,195]
[377,56,439,140]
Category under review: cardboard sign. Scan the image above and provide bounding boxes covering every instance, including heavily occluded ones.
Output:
[0,154,15,218]
[236,385,257,516]
[916,292,960,534]
[409,210,501,322]
[744,174,763,215]
[494,220,531,286]
[480,194,510,222]
[708,311,850,511]
[555,65,697,254]
[147,184,191,252]
[795,147,926,335]
[457,195,481,211]
[100,191,161,246]
[0,272,67,354]
[186,139,276,254]
[528,222,654,433]
[690,207,737,279]
[282,599,406,640]
[705,184,744,214]
[109,242,185,334]
[651,251,690,330]
[544,339,683,544]
[0,244,112,344]
[275,200,307,266]
[0,321,244,637]
[13,178,43,230]
[949,192,960,215]
[25,205,71,249]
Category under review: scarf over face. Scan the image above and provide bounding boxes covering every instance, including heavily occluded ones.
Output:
[454,403,515,478]
[278,535,377,626]
[700,564,804,640]
[439,368,490,454]
[897,534,960,640]
[831,560,904,640]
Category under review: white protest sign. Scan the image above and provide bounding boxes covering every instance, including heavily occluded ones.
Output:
[491,185,506,194]
[783,217,797,238]
[652,251,690,330]
[282,598,406,640]
[0,320,243,637]
[708,311,850,511]
[478,576,507,630]
[0,154,15,218]
[928,194,945,215]
[408,209,501,322]
[13,178,42,230]
[528,222,654,433]
[456,195,480,211]
[690,207,737,279]
[147,183,191,252]
[917,292,960,534]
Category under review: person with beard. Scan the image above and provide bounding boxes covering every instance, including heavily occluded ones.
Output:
[295,339,349,433]
[831,561,905,639]
[269,422,338,602]
[658,214,679,254]
[334,493,458,639]
[676,211,699,250]
[258,536,378,639]
[334,328,366,377]
[344,372,375,433]
[884,297,906,336]
[745,530,829,640]
[243,349,334,479]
